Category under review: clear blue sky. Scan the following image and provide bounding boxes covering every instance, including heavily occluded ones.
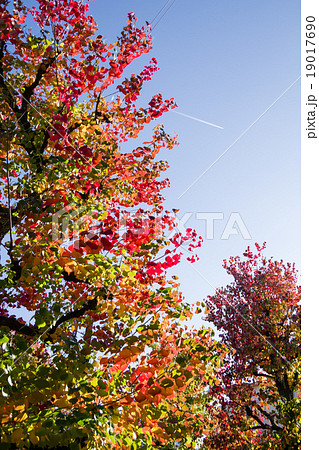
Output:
[88,0,300,306]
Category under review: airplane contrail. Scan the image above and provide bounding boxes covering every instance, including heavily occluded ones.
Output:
[172,110,224,129]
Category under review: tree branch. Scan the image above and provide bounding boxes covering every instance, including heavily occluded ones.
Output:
[47,297,98,336]
[274,370,294,401]
[1,39,56,170]
[0,205,18,243]
[0,40,19,115]
[0,297,100,338]
[21,56,56,115]
[245,406,268,430]
[256,404,283,432]
[0,316,38,336]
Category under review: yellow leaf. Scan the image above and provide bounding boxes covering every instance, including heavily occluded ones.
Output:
[117,303,126,318]
[64,261,77,275]
[1,415,10,424]
[151,427,164,437]
[74,264,86,278]
[15,412,28,422]
[55,398,70,409]
[14,404,25,413]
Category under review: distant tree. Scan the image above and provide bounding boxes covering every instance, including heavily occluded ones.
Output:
[0,1,219,448]
[204,244,301,449]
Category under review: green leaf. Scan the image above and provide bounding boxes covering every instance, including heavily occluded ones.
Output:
[0,335,9,344]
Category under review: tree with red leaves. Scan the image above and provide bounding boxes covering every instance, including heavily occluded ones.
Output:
[0,1,220,448]
[205,244,301,450]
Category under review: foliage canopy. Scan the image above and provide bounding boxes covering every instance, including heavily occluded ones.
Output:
[0,1,220,447]
[205,244,301,449]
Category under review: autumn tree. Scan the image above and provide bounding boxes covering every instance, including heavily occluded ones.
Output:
[0,1,219,448]
[204,244,301,450]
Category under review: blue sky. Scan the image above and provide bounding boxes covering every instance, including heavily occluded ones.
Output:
[88,0,300,306]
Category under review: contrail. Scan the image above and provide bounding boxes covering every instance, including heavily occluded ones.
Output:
[172,110,224,129]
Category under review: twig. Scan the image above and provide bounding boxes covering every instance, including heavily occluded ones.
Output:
[5,122,13,254]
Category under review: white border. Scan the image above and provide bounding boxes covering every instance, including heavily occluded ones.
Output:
[301,0,319,448]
